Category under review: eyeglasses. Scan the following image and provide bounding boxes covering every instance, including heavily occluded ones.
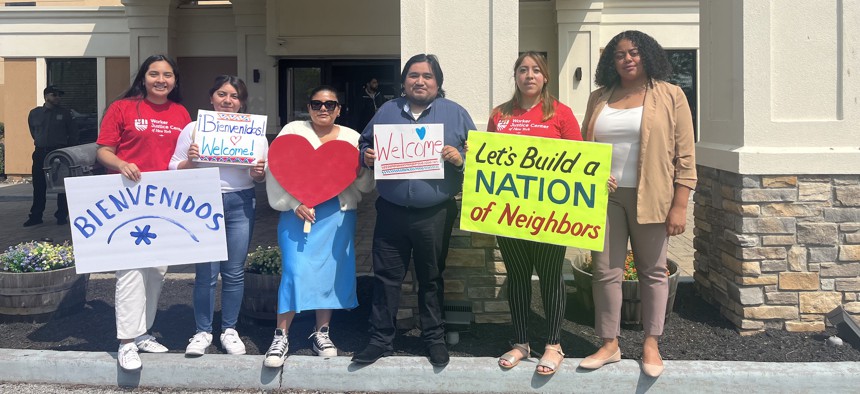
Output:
[614,49,641,61]
[309,100,339,111]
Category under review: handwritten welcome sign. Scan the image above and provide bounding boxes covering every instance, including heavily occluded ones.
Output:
[460,131,612,251]
[193,110,268,166]
[373,123,444,179]
[65,168,228,273]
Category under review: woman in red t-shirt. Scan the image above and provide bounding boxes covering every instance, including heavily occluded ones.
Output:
[96,54,191,371]
[489,51,581,376]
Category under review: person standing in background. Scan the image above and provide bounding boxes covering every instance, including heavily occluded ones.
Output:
[355,77,386,132]
[25,85,78,227]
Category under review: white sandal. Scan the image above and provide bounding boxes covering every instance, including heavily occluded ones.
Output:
[498,343,531,369]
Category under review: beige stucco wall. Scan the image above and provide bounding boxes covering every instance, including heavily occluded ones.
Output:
[556,0,699,120]
[266,0,400,57]
[519,1,560,99]
[401,0,519,130]
[698,0,860,174]
[3,59,37,176]
[0,58,6,127]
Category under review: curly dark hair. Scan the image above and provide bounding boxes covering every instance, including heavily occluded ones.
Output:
[594,30,673,88]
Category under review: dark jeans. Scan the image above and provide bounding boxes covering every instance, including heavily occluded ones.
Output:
[30,147,68,221]
[368,197,458,349]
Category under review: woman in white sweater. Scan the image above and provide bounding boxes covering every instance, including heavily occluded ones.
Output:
[263,85,373,368]
[169,75,266,357]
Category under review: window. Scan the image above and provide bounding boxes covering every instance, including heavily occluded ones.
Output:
[46,58,98,144]
[665,50,697,137]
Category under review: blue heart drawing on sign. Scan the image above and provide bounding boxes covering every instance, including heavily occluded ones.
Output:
[415,126,427,140]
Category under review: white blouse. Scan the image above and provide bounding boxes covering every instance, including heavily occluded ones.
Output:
[593,105,643,188]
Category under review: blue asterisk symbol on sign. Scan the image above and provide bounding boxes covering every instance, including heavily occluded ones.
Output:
[130,225,157,245]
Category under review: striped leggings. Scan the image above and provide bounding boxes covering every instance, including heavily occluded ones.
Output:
[498,237,567,345]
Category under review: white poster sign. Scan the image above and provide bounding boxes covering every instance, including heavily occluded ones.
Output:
[193,110,268,166]
[373,123,445,180]
[65,168,228,273]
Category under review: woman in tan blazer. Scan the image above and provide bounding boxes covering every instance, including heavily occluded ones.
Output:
[577,30,696,378]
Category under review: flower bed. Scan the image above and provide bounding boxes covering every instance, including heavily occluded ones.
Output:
[0,241,88,322]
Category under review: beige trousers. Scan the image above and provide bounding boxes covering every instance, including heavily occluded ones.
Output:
[591,188,669,338]
[115,266,167,340]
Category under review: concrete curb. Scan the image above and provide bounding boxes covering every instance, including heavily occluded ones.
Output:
[2,349,859,393]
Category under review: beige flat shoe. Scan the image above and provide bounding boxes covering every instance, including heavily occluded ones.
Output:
[536,345,565,376]
[578,348,621,370]
[641,354,664,377]
[498,343,530,369]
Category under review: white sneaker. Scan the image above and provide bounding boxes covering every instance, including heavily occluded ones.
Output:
[263,328,289,368]
[134,334,168,353]
[220,328,247,355]
[118,342,142,371]
[185,331,213,356]
[310,326,338,357]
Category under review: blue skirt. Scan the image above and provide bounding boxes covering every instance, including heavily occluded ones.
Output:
[276,197,358,313]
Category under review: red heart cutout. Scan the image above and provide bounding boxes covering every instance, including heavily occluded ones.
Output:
[268,134,360,208]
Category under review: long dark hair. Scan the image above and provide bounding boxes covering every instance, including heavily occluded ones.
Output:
[120,54,183,103]
[595,30,673,88]
[209,75,248,113]
[493,51,556,122]
[400,53,446,98]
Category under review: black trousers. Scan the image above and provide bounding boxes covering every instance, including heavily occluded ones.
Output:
[30,147,68,221]
[497,237,566,345]
[368,197,457,349]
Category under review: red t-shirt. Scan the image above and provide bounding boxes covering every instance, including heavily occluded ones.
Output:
[97,98,191,172]
[487,100,582,141]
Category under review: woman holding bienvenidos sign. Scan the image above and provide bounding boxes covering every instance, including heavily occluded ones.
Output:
[262,85,374,368]
[578,30,695,378]
[169,75,267,357]
[96,54,192,371]
[487,51,582,376]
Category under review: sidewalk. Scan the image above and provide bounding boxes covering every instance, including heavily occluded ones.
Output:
[2,348,858,393]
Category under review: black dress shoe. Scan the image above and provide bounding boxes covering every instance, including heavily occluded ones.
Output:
[351,344,392,364]
[428,343,450,367]
[56,217,68,225]
[23,218,43,227]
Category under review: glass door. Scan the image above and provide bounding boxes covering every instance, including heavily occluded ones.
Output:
[278,59,400,129]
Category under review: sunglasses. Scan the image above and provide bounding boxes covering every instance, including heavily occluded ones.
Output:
[309,100,339,111]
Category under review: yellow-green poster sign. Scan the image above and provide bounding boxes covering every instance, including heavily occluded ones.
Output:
[460,131,612,251]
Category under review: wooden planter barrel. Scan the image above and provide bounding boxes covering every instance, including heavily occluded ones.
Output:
[571,257,680,325]
[240,271,280,322]
[0,266,89,323]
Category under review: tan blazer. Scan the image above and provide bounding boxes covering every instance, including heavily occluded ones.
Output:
[582,80,696,224]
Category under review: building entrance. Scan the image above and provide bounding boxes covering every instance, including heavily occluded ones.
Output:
[278,59,400,132]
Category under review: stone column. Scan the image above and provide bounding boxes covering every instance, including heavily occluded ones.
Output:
[399,0,518,129]
[121,0,177,74]
[696,0,860,332]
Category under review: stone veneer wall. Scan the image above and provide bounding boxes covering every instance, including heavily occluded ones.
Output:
[693,165,860,333]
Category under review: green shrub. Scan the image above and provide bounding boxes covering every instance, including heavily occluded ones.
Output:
[245,245,281,275]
